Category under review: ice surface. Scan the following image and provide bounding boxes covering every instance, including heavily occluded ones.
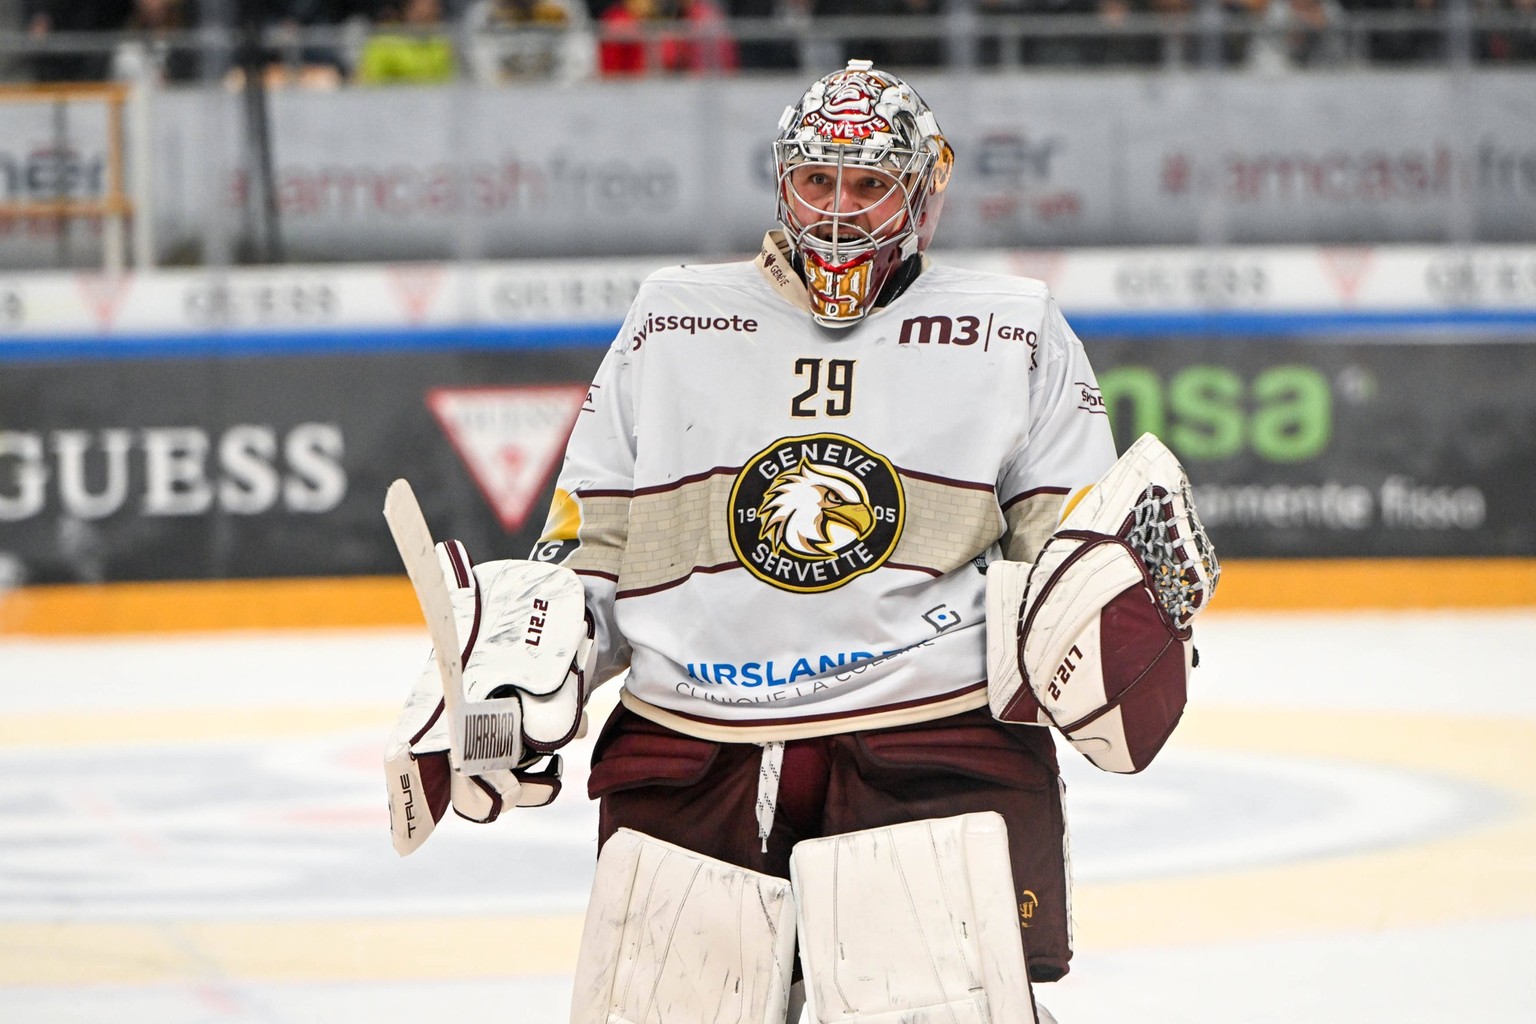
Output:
[2,609,1533,1023]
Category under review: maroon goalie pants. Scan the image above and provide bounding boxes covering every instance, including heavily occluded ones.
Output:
[587,701,1073,982]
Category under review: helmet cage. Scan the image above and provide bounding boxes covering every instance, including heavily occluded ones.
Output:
[773,62,952,327]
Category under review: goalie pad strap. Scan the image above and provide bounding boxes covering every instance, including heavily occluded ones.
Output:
[571,828,796,1024]
[790,812,1038,1024]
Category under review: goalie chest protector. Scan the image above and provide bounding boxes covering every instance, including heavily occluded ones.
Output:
[545,257,1118,739]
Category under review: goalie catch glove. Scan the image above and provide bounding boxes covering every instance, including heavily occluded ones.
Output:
[385,540,596,856]
[988,433,1220,773]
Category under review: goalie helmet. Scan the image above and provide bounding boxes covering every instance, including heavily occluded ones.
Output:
[774,59,955,328]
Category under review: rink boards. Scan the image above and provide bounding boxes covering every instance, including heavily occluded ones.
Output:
[3,246,1536,593]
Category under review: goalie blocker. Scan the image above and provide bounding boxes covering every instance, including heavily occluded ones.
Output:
[384,536,596,856]
[987,433,1220,773]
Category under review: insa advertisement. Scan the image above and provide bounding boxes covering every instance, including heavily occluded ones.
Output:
[1088,336,1536,558]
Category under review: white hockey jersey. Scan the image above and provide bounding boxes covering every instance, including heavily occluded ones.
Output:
[535,232,1117,742]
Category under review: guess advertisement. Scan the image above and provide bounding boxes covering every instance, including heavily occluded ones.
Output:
[0,347,604,585]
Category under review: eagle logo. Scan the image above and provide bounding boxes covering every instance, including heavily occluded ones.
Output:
[759,458,875,558]
[730,433,904,593]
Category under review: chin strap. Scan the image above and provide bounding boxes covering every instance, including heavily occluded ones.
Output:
[873,252,925,308]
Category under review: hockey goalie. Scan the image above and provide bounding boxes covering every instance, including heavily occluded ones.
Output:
[383,59,1220,1024]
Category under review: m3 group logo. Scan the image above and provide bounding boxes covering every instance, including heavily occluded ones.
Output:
[729,433,904,594]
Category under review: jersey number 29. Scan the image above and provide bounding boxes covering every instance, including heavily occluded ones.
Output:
[791,358,855,418]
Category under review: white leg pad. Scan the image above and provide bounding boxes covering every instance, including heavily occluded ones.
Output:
[570,828,797,1024]
[790,812,1038,1024]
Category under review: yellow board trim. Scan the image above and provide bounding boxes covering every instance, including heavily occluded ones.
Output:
[1214,556,1536,610]
[0,576,422,636]
[1,558,1533,636]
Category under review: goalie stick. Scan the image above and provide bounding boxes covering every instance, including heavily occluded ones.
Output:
[383,478,527,775]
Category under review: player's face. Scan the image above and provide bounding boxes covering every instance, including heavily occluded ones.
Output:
[785,163,908,242]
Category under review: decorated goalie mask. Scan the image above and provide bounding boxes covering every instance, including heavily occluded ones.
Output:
[774,60,955,328]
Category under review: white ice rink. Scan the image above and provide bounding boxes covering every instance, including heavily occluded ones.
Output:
[3,608,1535,1023]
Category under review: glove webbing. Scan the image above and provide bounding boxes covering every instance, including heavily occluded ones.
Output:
[1126,481,1220,627]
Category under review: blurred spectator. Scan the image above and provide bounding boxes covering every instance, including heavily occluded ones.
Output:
[22,0,134,80]
[597,0,658,73]
[597,0,736,75]
[1,0,25,79]
[1093,0,1162,65]
[982,0,1154,67]
[1241,0,1346,71]
[1480,0,1536,62]
[465,0,596,82]
[875,0,944,67]
[1021,0,1104,66]
[273,0,383,80]
[110,0,200,83]
[356,0,459,82]
[670,0,739,72]
[1344,0,1444,63]
[724,0,800,70]
[1281,0,1347,65]
[812,0,907,68]
[287,0,393,20]
[1151,0,1265,67]
[1145,0,1201,67]
[209,1,371,89]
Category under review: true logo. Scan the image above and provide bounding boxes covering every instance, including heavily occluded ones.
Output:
[729,433,904,593]
[396,771,417,838]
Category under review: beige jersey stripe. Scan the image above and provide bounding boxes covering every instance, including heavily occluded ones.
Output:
[614,471,1008,595]
[557,492,632,577]
[620,473,739,591]
[890,474,1005,572]
[1002,490,1070,563]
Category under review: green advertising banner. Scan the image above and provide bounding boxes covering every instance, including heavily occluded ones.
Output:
[1086,336,1536,558]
